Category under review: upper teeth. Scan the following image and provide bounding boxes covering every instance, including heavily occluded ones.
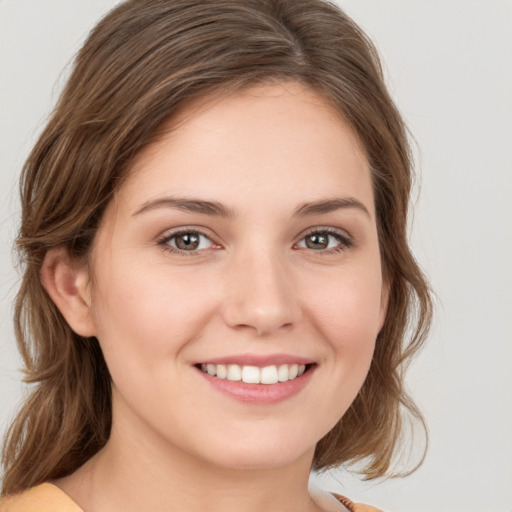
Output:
[200,363,307,384]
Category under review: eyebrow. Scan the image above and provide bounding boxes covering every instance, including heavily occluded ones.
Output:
[293,197,371,218]
[134,197,236,218]
[133,196,370,219]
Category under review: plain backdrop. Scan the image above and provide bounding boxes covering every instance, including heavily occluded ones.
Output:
[0,1,511,511]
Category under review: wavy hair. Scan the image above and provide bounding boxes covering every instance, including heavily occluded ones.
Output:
[2,0,432,495]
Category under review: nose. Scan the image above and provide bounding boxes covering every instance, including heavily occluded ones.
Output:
[221,247,302,336]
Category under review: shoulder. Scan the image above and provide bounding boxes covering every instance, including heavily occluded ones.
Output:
[0,484,383,512]
[333,493,385,512]
[0,483,84,512]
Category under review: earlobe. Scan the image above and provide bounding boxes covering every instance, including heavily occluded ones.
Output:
[40,246,97,337]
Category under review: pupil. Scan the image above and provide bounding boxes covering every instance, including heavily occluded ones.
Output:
[177,233,199,250]
[307,233,328,249]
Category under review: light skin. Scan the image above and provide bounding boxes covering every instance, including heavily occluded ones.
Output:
[42,82,387,512]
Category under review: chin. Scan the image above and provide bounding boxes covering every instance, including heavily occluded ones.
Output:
[192,431,317,471]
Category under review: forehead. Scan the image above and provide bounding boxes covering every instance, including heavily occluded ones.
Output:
[115,82,373,217]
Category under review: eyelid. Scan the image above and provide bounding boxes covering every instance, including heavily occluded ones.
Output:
[300,226,351,238]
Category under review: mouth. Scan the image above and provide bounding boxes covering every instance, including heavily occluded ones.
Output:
[196,362,313,385]
[194,354,316,404]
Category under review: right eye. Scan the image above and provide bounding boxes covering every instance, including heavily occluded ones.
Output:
[159,229,216,254]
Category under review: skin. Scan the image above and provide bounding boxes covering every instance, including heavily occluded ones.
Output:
[43,82,387,512]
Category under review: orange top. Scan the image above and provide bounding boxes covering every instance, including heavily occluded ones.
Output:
[0,483,383,512]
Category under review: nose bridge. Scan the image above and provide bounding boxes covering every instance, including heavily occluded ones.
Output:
[221,242,301,336]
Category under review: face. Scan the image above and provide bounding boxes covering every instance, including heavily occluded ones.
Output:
[84,82,387,470]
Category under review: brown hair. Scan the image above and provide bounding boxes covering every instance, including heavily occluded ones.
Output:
[2,0,432,495]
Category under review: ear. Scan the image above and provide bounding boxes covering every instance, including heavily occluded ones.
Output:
[378,278,390,332]
[40,246,97,337]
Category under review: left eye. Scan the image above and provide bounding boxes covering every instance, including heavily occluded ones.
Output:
[296,231,346,251]
[164,231,213,251]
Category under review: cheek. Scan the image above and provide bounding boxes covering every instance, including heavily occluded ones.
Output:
[309,269,383,336]
[304,264,383,374]
[89,260,218,374]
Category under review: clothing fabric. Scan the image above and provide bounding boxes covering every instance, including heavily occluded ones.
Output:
[0,484,82,512]
[0,483,383,512]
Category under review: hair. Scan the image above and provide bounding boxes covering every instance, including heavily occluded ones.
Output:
[2,0,432,496]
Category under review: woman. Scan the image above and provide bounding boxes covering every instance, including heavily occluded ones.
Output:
[0,1,432,511]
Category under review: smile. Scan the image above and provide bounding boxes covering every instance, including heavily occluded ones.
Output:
[195,355,316,404]
[200,363,307,384]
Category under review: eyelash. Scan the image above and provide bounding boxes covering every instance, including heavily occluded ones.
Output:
[157,227,354,256]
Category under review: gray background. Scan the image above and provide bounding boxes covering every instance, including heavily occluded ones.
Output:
[1,1,511,511]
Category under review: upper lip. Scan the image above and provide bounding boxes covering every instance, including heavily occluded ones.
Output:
[196,353,315,367]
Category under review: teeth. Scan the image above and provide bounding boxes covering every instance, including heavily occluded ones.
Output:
[260,365,278,384]
[200,363,308,384]
[277,364,289,382]
[242,366,260,384]
[227,364,242,381]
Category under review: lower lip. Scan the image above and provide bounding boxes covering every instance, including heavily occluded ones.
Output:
[196,366,315,404]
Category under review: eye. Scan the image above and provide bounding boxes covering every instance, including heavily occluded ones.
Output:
[159,229,216,253]
[296,229,352,253]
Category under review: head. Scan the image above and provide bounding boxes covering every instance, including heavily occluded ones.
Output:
[2,0,432,494]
